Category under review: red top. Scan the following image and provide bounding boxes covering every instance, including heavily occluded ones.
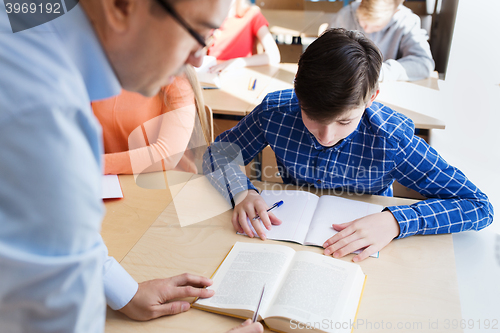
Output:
[208,6,269,60]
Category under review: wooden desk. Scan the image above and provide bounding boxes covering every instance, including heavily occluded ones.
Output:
[104,176,462,333]
[101,173,172,262]
[206,64,445,132]
[377,72,445,131]
[261,9,324,36]
[203,65,281,116]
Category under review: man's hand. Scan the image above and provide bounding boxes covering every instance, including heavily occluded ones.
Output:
[322,211,400,262]
[118,273,214,321]
[226,319,264,333]
[232,190,282,240]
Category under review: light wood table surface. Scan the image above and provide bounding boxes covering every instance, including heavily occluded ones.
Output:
[205,63,445,132]
[257,63,445,131]
[261,9,325,36]
[203,65,281,116]
[104,174,462,332]
[101,173,173,262]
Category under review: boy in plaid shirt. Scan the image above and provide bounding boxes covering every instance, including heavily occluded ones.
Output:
[204,28,493,261]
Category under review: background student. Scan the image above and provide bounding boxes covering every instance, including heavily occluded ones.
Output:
[93,66,209,175]
[208,0,281,73]
[0,0,262,331]
[324,0,434,81]
[204,28,493,262]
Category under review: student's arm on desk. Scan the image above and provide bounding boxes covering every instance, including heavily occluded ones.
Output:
[202,106,281,239]
[325,119,494,262]
[387,124,493,236]
[209,25,280,73]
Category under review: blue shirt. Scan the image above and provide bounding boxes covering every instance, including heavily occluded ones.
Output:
[0,3,136,332]
[204,89,493,238]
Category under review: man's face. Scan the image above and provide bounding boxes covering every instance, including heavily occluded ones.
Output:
[301,106,365,148]
[103,0,231,96]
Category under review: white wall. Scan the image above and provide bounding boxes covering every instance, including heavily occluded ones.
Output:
[430,0,500,233]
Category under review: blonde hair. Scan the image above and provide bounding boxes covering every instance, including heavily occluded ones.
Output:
[160,65,211,146]
[184,65,211,145]
[358,0,404,23]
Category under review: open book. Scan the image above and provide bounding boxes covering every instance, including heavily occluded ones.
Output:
[194,242,366,333]
[241,190,383,257]
[195,56,221,89]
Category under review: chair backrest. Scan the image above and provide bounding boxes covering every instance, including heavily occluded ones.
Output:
[204,104,214,143]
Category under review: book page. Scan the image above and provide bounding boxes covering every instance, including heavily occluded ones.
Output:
[240,190,319,244]
[264,251,365,333]
[304,195,383,248]
[195,242,295,317]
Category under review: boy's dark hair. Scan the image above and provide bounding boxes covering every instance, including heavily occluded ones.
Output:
[294,28,382,122]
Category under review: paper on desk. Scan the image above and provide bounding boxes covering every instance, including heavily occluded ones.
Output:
[102,175,123,199]
[195,56,221,89]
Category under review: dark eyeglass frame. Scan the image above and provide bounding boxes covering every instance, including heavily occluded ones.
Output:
[155,0,207,48]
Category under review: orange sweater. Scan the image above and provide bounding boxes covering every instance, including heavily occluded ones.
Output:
[92,75,196,175]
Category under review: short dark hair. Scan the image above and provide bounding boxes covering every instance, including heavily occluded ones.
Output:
[294,28,382,122]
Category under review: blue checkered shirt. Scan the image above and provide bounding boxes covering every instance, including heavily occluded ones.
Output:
[203,89,493,238]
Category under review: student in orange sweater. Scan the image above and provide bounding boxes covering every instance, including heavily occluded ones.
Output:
[92,66,210,176]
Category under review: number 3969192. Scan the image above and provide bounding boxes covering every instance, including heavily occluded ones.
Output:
[5,2,61,14]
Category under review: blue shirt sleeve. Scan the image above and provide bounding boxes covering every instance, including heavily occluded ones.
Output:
[385,119,494,238]
[203,105,268,205]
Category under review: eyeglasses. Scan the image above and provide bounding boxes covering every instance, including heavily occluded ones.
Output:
[155,0,207,48]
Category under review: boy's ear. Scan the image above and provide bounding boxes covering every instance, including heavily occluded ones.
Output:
[365,89,380,108]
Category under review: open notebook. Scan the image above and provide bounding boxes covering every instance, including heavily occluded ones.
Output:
[241,190,383,258]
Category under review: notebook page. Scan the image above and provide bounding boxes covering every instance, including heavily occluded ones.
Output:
[304,195,383,249]
[240,190,319,244]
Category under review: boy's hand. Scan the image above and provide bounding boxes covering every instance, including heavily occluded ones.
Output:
[232,190,282,240]
[322,211,400,262]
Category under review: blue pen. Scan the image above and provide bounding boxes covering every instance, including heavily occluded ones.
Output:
[252,200,283,221]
